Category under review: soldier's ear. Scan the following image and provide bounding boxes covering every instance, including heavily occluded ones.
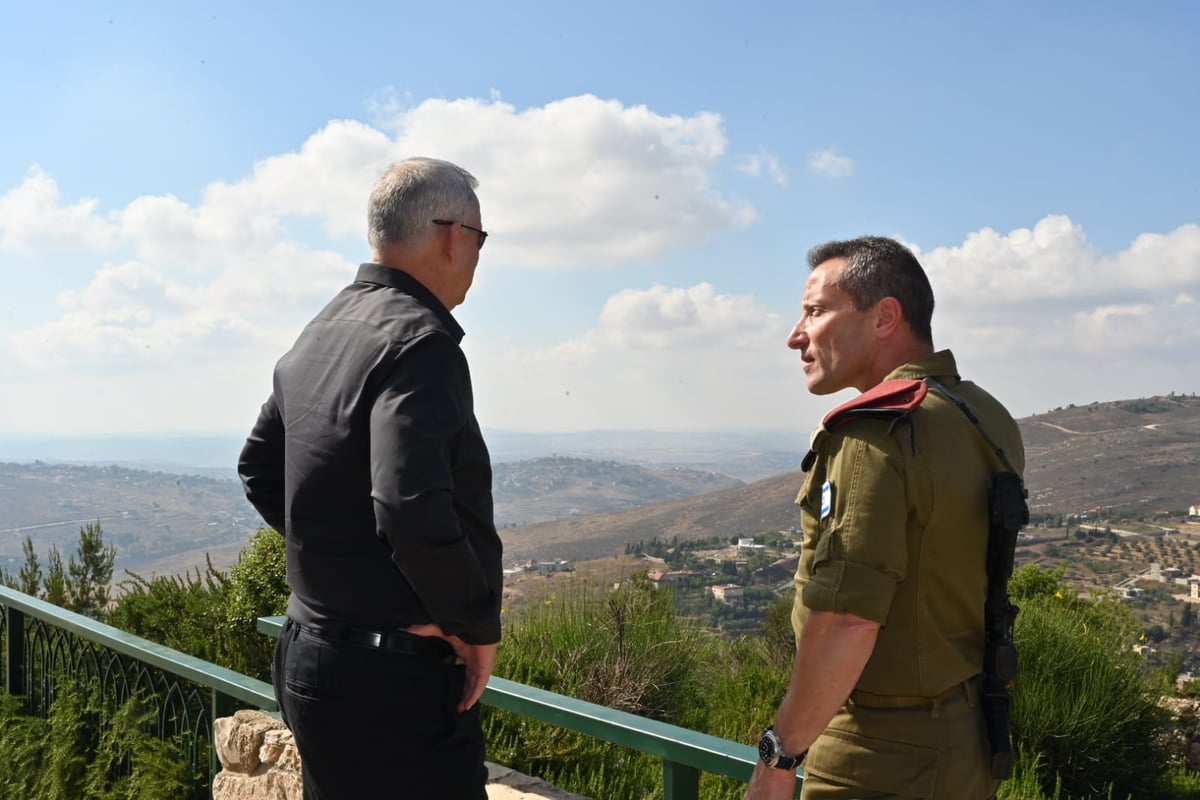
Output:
[874,296,904,339]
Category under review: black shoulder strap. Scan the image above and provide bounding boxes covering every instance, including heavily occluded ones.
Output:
[924,377,1025,781]
[923,378,1020,475]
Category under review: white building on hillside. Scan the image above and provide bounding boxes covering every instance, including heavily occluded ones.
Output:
[709,584,745,605]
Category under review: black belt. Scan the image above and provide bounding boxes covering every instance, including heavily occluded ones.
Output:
[294,621,461,665]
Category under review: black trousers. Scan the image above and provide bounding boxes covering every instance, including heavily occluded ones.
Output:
[273,619,488,799]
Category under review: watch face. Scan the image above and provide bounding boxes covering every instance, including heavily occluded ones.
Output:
[758,730,779,764]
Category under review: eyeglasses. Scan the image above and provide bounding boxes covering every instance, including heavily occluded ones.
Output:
[432,219,488,250]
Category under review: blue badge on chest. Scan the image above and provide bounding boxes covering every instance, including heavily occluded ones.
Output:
[821,481,832,520]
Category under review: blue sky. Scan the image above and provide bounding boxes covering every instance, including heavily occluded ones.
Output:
[1,1,1197,437]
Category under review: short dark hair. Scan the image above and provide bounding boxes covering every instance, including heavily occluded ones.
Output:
[806,236,935,345]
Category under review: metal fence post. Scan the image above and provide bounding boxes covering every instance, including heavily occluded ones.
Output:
[4,608,25,699]
[663,759,700,800]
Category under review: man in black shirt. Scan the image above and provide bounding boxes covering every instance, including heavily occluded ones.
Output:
[239,157,502,799]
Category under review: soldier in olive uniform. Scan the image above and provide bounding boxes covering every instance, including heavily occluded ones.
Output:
[744,236,1025,800]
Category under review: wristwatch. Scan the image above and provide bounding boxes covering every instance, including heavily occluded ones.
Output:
[758,726,807,770]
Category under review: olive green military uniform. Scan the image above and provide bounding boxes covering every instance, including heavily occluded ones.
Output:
[793,350,1024,800]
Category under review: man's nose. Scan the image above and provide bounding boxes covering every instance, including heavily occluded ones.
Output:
[787,322,807,350]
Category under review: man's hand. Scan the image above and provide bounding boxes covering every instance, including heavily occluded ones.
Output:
[447,639,498,711]
[404,623,498,711]
[743,762,798,800]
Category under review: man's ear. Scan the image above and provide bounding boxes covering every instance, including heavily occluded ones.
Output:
[874,297,904,339]
[435,223,456,260]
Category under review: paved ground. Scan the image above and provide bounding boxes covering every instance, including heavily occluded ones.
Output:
[486,763,592,800]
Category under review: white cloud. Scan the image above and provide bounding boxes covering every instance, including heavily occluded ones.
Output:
[738,148,789,186]
[0,167,118,252]
[198,119,397,242]
[7,259,263,372]
[809,149,855,178]
[472,214,1200,431]
[1,91,1196,436]
[380,94,754,268]
[923,216,1200,310]
[0,94,763,433]
[917,216,1200,416]
[471,283,810,431]
[5,95,752,276]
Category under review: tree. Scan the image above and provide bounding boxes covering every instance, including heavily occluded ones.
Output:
[18,536,41,596]
[109,560,230,667]
[108,527,289,678]
[65,522,115,618]
[220,527,289,678]
[1145,624,1168,643]
[44,545,67,606]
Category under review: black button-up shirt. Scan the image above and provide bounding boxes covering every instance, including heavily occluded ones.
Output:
[239,263,502,644]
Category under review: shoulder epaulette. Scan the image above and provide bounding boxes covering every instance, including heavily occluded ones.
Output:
[822,379,928,432]
[801,379,927,472]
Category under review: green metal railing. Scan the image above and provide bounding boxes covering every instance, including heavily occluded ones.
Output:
[258,615,771,799]
[0,586,783,800]
[0,585,277,799]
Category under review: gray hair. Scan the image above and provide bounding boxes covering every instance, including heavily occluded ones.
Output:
[806,235,935,345]
[367,157,480,252]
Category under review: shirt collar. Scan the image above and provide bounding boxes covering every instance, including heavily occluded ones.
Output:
[354,263,465,342]
[883,349,959,383]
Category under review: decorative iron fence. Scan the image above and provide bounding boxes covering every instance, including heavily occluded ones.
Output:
[0,585,276,799]
[0,586,775,800]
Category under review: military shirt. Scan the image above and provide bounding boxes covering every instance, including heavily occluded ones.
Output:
[792,350,1025,697]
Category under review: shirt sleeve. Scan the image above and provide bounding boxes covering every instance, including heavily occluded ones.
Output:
[801,429,908,625]
[369,334,500,644]
[238,394,287,533]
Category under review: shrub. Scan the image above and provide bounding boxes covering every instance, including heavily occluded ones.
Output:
[1010,567,1171,798]
[485,577,723,798]
[0,677,191,800]
[108,527,288,679]
[107,558,231,666]
[219,527,289,679]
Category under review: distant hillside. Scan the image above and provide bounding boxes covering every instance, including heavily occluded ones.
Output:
[493,456,741,527]
[0,429,809,483]
[0,456,743,576]
[3,395,1195,576]
[1021,394,1200,516]
[504,394,1200,563]
[0,462,258,574]
[500,471,805,563]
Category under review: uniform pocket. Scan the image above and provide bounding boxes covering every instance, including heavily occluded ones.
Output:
[810,519,839,574]
[804,727,939,798]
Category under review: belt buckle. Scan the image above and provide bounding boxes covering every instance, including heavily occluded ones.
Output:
[362,630,384,648]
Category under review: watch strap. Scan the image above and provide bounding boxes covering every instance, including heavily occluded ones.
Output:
[759,726,807,771]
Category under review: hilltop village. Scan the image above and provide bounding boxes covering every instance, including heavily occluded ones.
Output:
[504,509,1200,675]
